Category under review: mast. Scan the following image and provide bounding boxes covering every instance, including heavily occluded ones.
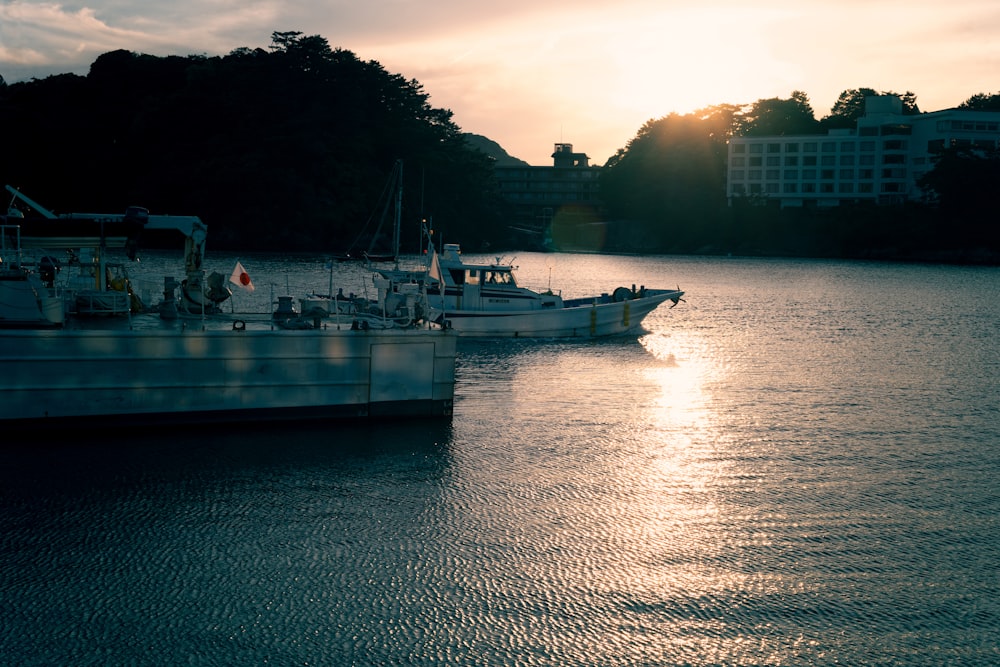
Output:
[393,159,402,268]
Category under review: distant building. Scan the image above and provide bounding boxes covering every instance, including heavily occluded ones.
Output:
[494,143,604,235]
[727,95,1000,208]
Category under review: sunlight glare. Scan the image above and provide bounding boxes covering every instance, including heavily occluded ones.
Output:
[602,7,801,118]
[639,330,712,431]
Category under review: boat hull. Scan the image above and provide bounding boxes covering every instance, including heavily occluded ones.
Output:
[433,290,681,338]
[0,326,456,427]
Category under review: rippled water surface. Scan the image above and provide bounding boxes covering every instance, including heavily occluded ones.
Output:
[2,252,999,666]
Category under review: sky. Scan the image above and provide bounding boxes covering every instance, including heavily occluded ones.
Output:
[1,0,999,166]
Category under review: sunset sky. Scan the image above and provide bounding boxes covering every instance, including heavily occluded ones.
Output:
[2,0,998,165]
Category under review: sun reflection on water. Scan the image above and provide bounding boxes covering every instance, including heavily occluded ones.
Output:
[618,329,764,660]
[638,329,717,432]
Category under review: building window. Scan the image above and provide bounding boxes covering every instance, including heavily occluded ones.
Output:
[821,183,835,193]
[858,169,874,179]
[767,143,781,153]
[783,183,798,193]
[730,170,745,181]
[802,169,816,180]
[803,142,818,152]
[883,154,905,164]
[766,183,779,193]
[883,139,907,150]
[732,157,745,167]
[858,183,874,193]
[821,155,836,166]
[839,169,854,179]
[784,170,798,180]
[859,154,875,165]
[748,183,762,194]
[766,156,780,166]
[821,169,835,180]
[860,141,876,151]
[766,169,780,180]
[749,144,763,154]
[749,156,763,167]
[839,183,855,193]
[785,143,799,152]
[784,156,799,166]
[840,142,856,152]
[822,141,837,152]
[748,169,762,180]
[840,155,855,166]
[803,155,817,166]
[802,183,816,193]
[881,124,912,136]
[732,143,746,153]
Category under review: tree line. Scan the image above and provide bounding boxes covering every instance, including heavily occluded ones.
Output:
[2,33,998,263]
[0,32,504,254]
[598,89,1000,262]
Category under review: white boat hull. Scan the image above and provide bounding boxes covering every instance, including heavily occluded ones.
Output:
[432,289,680,338]
[0,326,456,426]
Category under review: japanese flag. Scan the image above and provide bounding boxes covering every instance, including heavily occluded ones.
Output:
[230,261,255,292]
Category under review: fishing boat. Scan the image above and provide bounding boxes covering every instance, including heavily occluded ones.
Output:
[0,187,456,427]
[379,237,685,338]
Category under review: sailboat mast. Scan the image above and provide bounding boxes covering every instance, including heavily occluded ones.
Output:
[393,159,402,266]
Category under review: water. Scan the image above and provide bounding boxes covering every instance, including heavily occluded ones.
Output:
[2,252,999,666]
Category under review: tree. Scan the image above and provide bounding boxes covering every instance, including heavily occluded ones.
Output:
[918,145,1000,249]
[601,106,733,251]
[959,92,1000,111]
[0,34,504,251]
[736,91,819,136]
[821,88,920,129]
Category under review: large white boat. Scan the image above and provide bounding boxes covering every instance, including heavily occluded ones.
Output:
[380,241,684,338]
[0,187,456,427]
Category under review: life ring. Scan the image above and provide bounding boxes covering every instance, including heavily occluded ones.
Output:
[232,320,246,331]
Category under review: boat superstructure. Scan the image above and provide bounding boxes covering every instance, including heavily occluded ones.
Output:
[379,237,685,338]
[1,186,457,426]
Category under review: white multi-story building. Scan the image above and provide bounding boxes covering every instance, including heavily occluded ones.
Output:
[727,95,1000,208]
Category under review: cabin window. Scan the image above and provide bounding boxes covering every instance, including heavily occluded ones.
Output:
[483,271,512,285]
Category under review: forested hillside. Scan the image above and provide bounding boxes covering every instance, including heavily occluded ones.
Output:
[3,36,998,262]
[0,32,507,252]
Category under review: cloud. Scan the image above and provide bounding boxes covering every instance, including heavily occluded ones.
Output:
[2,0,999,163]
[0,1,284,77]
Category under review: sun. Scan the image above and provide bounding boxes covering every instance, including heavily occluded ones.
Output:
[602,7,802,117]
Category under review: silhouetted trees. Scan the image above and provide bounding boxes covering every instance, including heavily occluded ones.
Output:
[738,91,819,136]
[599,89,1000,262]
[919,144,1000,251]
[0,32,504,252]
[3,44,998,262]
[959,93,1000,111]
[602,107,733,251]
[820,88,920,130]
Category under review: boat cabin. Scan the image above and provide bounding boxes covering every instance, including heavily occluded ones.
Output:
[437,244,518,289]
